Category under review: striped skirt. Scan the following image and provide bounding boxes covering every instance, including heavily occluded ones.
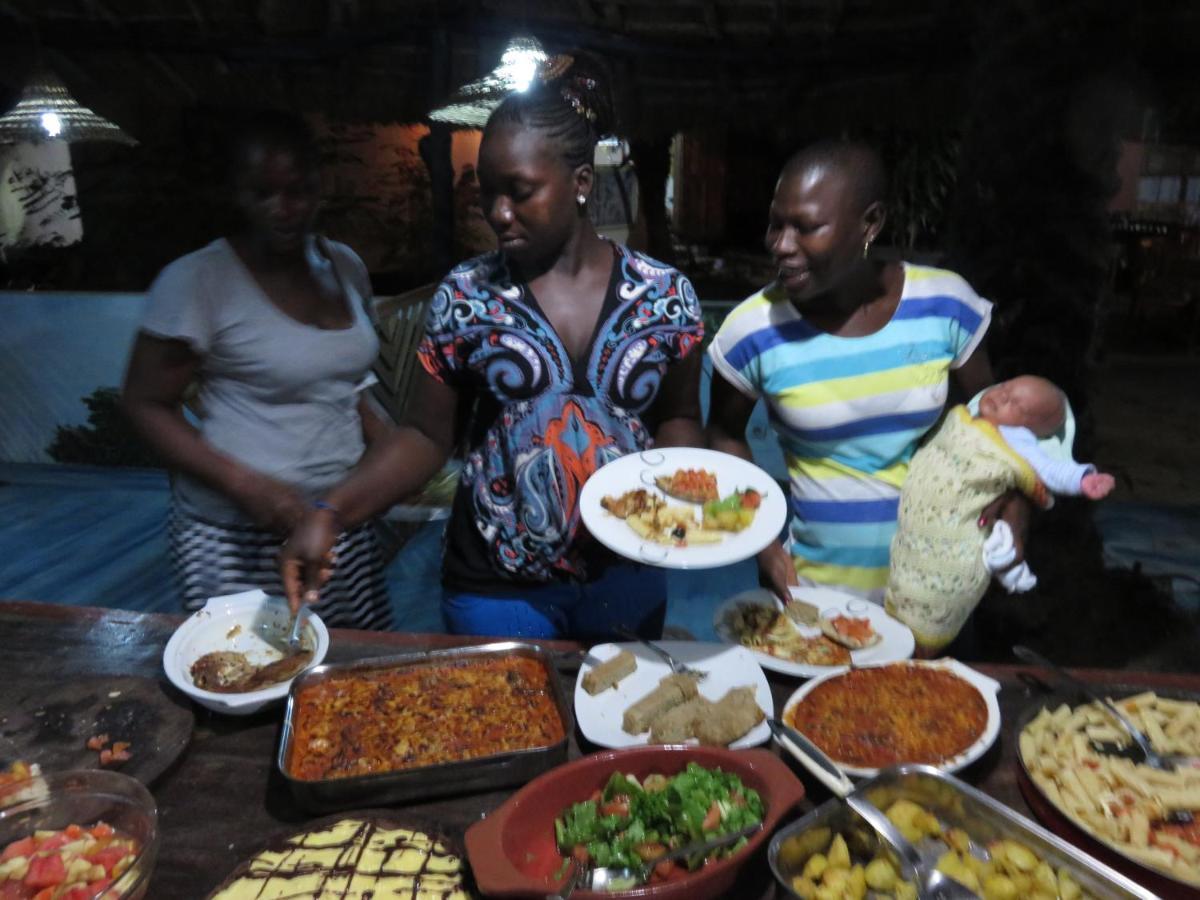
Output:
[168,502,393,631]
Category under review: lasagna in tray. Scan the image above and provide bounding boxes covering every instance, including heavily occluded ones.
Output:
[286,656,565,781]
[785,664,988,769]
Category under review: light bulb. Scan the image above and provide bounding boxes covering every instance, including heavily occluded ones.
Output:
[41,111,62,137]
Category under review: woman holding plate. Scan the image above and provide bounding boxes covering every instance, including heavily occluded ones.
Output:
[280,54,705,640]
[708,139,1029,611]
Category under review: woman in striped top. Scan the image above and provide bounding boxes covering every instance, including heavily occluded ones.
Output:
[708,140,1025,605]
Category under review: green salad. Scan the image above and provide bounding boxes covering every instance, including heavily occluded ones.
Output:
[554,762,764,876]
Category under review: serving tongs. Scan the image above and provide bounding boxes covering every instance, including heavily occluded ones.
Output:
[1013,644,1200,772]
[547,823,761,898]
[768,718,980,900]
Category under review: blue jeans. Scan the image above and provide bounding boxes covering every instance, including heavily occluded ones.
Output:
[442,564,668,641]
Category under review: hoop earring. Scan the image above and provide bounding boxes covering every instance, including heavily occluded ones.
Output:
[863,240,872,260]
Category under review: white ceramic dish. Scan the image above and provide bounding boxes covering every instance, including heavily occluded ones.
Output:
[574,641,773,749]
[779,658,1003,778]
[578,447,787,570]
[713,586,916,679]
[162,589,329,716]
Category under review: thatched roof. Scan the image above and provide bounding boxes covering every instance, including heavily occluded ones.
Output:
[1,1,1197,142]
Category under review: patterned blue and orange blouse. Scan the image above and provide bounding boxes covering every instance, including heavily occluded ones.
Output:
[418,241,704,590]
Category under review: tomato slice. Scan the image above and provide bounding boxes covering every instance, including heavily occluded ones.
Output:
[24,853,67,889]
[89,846,132,876]
[1,835,36,861]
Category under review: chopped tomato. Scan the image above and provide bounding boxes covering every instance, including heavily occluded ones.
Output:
[23,854,67,889]
[89,823,114,840]
[61,887,94,900]
[64,825,84,841]
[633,842,667,861]
[33,889,55,900]
[701,800,721,832]
[0,883,24,900]
[87,878,113,893]
[85,735,109,751]
[650,859,679,881]
[98,749,113,766]
[588,789,603,804]
[740,489,762,509]
[88,846,132,876]
[35,833,71,853]
[599,795,630,818]
[1,835,35,861]
[572,844,590,865]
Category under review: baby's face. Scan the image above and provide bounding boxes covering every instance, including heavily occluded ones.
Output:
[978,376,1065,436]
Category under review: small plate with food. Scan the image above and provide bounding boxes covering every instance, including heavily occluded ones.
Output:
[780,658,1002,778]
[579,448,787,569]
[713,587,915,679]
[574,642,772,750]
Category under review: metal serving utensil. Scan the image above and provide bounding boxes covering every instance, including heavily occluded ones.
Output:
[571,822,762,895]
[1013,644,1199,771]
[286,606,307,651]
[768,718,980,900]
[615,628,707,681]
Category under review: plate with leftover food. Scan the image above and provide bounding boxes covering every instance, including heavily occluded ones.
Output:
[1017,687,1200,892]
[0,675,194,785]
[713,586,915,679]
[574,641,772,750]
[780,658,1002,777]
[579,448,787,569]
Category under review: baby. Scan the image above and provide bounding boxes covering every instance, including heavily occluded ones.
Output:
[886,376,1114,655]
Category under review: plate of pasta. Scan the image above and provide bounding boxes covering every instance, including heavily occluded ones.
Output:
[1017,688,1200,894]
[579,448,787,569]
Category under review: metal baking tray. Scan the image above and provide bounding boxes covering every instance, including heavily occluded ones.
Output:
[768,765,1157,899]
[277,641,573,812]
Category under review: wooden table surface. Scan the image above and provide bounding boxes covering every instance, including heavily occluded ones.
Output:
[3,600,1197,899]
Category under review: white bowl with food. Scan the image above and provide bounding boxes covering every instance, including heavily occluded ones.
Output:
[162,589,329,716]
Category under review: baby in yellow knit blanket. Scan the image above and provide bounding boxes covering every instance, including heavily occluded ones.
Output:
[886,376,1114,655]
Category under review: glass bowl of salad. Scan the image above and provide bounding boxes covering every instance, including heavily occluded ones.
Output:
[465,744,805,898]
[0,769,158,900]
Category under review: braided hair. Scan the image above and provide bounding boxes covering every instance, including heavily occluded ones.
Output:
[484,53,617,170]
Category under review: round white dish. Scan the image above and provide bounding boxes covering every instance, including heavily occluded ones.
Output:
[162,589,329,716]
[578,447,787,570]
[779,658,1002,778]
[713,586,915,679]
[574,641,772,749]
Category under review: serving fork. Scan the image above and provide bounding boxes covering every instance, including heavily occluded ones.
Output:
[615,627,707,680]
[1014,644,1200,771]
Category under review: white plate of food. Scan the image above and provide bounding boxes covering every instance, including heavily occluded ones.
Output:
[780,658,1002,778]
[578,447,788,569]
[713,586,915,679]
[573,641,773,749]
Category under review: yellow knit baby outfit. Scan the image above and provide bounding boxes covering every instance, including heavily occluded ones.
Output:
[886,406,1049,653]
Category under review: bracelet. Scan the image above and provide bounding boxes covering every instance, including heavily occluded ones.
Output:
[312,500,343,527]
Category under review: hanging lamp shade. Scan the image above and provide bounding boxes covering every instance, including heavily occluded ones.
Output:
[428,35,548,127]
[0,70,137,146]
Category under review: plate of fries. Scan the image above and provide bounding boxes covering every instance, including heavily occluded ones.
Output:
[1017,687,1200,894]
[579,448,787,569]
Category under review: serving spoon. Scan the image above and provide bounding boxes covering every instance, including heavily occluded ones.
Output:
[1013,644,1199,771]
[549,822,761,897]
[768,718,980,900]
[614,627,707,681]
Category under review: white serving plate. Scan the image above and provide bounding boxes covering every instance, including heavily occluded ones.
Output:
[713,586,916,679]
[574,641,773,749]
[779,658,1003,778]
[162,589,329,716]
[578,447,788,570]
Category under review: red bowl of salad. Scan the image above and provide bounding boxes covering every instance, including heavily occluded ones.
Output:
[0,768,157,900]
[465,744,804,899]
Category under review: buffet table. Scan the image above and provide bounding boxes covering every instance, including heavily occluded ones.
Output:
[2,600,1196,899]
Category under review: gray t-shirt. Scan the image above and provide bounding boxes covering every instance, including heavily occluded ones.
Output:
[140,237,380,524]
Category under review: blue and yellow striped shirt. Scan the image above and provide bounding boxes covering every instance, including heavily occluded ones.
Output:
[708,263,992,600]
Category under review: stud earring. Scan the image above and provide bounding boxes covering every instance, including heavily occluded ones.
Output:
[577,194,586,207]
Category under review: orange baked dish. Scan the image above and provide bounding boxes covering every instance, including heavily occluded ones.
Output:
[287,656,565,781]
[785,664,988,769]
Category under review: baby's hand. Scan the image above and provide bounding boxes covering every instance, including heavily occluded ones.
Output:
[1081,472,1115,500]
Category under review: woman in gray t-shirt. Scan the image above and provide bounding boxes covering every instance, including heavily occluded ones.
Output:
[121,113,392,630]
